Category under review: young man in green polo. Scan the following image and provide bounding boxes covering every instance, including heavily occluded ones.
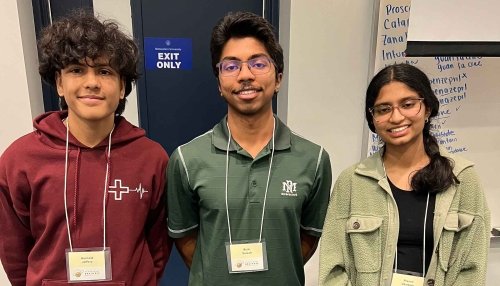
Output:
[167,11,332,285]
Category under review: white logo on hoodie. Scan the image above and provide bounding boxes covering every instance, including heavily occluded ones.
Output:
[108,179,148,200]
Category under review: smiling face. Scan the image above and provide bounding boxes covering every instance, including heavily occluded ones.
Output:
[373,81,430,149]
[56,57,125,125]
[217,37,281,119]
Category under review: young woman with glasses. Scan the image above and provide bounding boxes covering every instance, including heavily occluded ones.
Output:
[319,63,490,286]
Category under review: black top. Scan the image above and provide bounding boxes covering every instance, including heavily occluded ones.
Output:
[389,179,436,275]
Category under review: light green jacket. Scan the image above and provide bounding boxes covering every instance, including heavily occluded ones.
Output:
[319,151,490,286]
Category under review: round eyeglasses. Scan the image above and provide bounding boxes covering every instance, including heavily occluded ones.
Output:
[369,98,424,122]
[216,56,274,77]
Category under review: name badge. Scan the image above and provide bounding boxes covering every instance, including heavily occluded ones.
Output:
[225,240,268,273]
[65,247,112,282]
[391,272,424,286]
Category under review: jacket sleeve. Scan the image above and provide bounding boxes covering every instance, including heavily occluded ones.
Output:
[145,152,172,281]
[319,168,354,286]
[447,167,490,286]
[0,152,34,286]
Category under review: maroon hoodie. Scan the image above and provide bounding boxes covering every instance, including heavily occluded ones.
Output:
[0,111,171,285]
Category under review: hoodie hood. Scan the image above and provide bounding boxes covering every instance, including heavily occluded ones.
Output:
[33,111,145,149]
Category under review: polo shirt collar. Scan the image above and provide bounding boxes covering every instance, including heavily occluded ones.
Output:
[212,115,291,152]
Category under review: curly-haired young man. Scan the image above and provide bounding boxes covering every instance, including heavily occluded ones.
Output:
[0,11,171,285]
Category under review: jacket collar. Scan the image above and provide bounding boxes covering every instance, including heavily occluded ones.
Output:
[354,147,474,181]
[354,151,391,193]
[355,150,386,181]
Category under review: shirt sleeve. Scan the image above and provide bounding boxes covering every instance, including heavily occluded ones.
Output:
[167,147,199,238]
[300,147,332,237]
[0,150,34,286]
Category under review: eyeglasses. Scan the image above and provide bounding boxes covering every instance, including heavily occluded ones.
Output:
[369,98,424,122]
[216,56,274,77]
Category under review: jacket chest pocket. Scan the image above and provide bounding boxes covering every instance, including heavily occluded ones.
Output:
[347,216,384,273]
[438,212,474,272]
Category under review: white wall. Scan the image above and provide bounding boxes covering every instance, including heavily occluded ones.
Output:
[0,0,43,282]
[0,1,43,283]
[0,0,43,154]
[280,1,375,285]
[283,0,373,194]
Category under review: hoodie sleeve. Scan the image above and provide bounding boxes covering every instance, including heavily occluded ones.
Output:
[144,151,172,281]
[0,148,35,286]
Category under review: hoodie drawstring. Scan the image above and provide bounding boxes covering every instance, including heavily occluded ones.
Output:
[63,120,114,252]
[72,147,81,229]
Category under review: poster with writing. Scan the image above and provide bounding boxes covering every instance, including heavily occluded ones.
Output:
[371,0,500,226]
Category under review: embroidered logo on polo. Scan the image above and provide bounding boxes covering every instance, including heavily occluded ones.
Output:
[281,180,298,197]
[108,179,148,201]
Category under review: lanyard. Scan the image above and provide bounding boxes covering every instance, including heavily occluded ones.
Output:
[225,119,275,244]
[63,120,114,251]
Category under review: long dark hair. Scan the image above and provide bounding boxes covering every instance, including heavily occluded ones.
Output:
[366,63,459,193]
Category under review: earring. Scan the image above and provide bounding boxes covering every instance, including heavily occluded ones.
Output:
[425,118,429,123]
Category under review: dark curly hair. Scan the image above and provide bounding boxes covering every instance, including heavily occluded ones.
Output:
[38,10,139,116]
[210,11,283,80]
[365,63,459,193]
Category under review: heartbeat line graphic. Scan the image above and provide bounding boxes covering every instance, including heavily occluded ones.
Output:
[108,179,149,200]
[133,183,148,199]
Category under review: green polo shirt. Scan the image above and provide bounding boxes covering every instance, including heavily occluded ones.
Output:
[167,116,332,286]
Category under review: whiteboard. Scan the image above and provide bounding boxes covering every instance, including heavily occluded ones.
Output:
[367,0,500,227]
[408,0,500,42]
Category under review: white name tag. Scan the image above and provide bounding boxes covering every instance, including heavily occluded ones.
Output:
[391,272,424,286]
[225,240,268,273]
[65,247,112,282]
